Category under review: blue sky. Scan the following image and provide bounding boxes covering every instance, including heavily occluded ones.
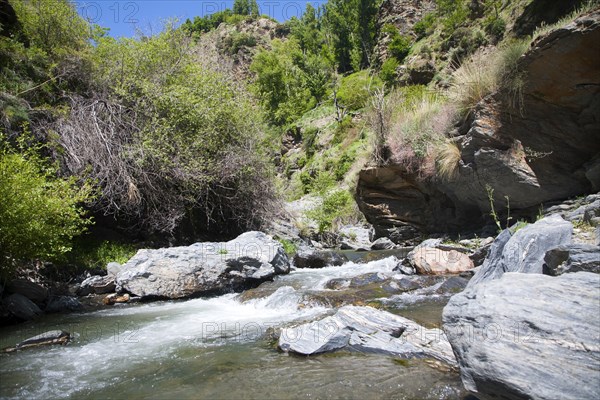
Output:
[74,1,327,38]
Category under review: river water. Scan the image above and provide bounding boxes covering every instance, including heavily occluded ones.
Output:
[0,257,466,399]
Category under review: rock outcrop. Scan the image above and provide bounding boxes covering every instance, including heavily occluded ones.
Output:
[279,306,456,366]
[443,272,600,400]
[357,10,600,241]
[116,232,290,299]
[543,243,600,275]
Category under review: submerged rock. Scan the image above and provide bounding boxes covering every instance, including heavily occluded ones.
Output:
[4,330,71,353]
[279,306,456,366]
[468,215,572,287]
[543,244,600,276]
[443,272,600,400]
[116,232,290,299]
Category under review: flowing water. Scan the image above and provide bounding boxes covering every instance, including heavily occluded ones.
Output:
[0,257,466,399]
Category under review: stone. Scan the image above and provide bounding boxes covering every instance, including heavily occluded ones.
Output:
[106,262,123,277]
[405,247,474,275]
[116,231,290,299]
[4,330,71,353]
[468,215,573,287]
[543,244,600,276]
[103,293,130,305]
[435,276,469,295]
[339,226,373,251]
[77,275,116,296]
[293,245,348,269]
[5,279,48,303]
[279,306,456,366]
[469,242,492,267]
[45,296,83,313]
[443,272,600,400]
[370,237,396,250]
[5,293,43,321]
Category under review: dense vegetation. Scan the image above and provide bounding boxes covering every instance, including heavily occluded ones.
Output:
[1,0,595,275]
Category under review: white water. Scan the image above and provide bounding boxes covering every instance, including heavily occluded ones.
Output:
[0,256,464,400]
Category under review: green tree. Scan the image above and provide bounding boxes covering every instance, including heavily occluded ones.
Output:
[0,133,93,277]
[233,0,258,16]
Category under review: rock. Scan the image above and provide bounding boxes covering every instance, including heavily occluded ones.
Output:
[394,260,416,275]
[103,293,130,305]
[469,242,492,267]
[349,272,388,287]
[370,237,396,250]
[293,245,348,269]
[45,296,83,313]
[279,306,456,366]
[77,275,116,296]
[116,231,290,299]
[5,293,43,320]
[339,226,373,251]
[443,272,600,400]
[543,244,600,276]
[4,330,71,353]
[435,276,469,295]
[468,215,572,286]
[357,10,600,241]
[405,247,474,275]
[400,56,436,85]
[5,279,48,303]
[106,262,122,277]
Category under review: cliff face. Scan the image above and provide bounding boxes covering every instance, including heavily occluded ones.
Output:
[358,9,600,242]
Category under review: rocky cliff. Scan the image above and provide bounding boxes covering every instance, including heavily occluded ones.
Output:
[358,9,600,242]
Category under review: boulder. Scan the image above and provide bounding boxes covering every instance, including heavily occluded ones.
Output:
[468,215,572,286]
[339,226,373,251]
[77,275,116,296]
[370,237,396,250]
[4,330,71,353]
[5,279,48,303]
[103,293,131,305]
[5,293,43,321]
[293,245,348,269]
[45,296,83,313]
[404,246,474,275]
[435,276,469,295]
[443,272,600,400]
[106,262,122,277]
[543,244,600,276]
[279,306,456,366]
[116,232,290,299]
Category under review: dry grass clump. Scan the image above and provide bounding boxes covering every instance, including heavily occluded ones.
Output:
[435,141,461,181]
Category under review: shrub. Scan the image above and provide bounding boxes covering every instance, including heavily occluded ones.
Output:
[414,13,436,39]
[384,24,412,62]
[379,57,399,87]
[337,70,383,111]
[0,133,93,276]
[66,239,138,270]
[223,32,257,55]
[484,16,506,42]
[307,189,356,233]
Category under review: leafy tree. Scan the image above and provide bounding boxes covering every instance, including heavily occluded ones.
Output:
[0,133,93,277]
[233,0,259,16]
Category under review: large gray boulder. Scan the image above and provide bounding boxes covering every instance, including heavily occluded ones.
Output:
[116,232,290,299]
[443,272,600,400]
[278,306,456,366]
[468,215,572,287]
[5,279,48,304]
[4,293,43,321]
[293,244,348,269]
[77,275,116,296]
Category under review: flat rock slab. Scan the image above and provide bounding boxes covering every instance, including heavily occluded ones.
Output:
[443,272,600,400]
[116,232,290,299]
[279,306,456,366]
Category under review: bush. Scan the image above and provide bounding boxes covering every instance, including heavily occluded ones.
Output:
[379,57,399,87]
[66,239,138,270]
[223,32,257,55]
[384,25,412,62]
[337,70,383,111]
[414,13,436,39]
[0,134,93,276]
[307,189,356,233]
[484,16,506,42]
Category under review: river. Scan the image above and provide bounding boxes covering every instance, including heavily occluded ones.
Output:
[0,256,466,399]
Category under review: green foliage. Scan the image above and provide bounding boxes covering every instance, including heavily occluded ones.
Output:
[223,31,257,54]
[384,24,412,62]
[435,0,469,33]
[0,133,94,276]
[484,15,506,42]
[307,189,356,233]
[337,70,382,111]
[182,10,234,34]
[233,0,259,16]
[277,238,298,255]
[414,13,436,39]
[66,239,138,270]
[251,39,329,126]
[379,57,399,87]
